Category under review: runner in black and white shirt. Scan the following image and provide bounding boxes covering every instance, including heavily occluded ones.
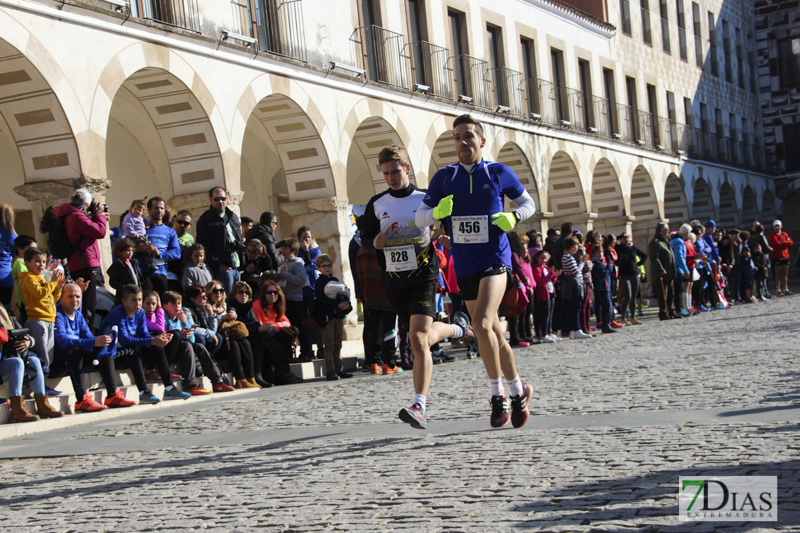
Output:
[361,144,475,430]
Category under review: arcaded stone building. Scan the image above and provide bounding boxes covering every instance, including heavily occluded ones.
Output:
[0,0,778,289]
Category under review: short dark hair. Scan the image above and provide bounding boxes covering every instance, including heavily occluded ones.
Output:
[547,228,558,238]
[184,284,205,301]
[188,243,205,255]
[161,291,182,305]
[591,245,603,255]
[208,186,226,197]
[259,211,277,225]
[176,210,192,219]
[121,284,142,299]
[23,247,46,262]
[277,237,299,254]
[453,114,483,136]
[564,237,577,250]
[241,216,253,226]
[147,196,166,210]
[113,237,135,256]
[560,222,573,235]
[14,235,36,254]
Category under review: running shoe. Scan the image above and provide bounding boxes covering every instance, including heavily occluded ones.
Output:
[145,372,162,383]
[433,349,456,363]
[382,364,403,375]
[610,321,624,328]
[631,318,643,325]
[0,397,8,407]
[45,386,61,397]
[398,403,427,429]
[188,386,212,396]
[569,330,592,340]
[542,335,555,344]
[510,383,533,428]
[139,389,160,404]
[786,290,795,296]
[490,395,510,428]
[510,341,530,348]
[453,312,477,347]
[104,389,136,408]
[163,388,191,400]
[370,363,382,375]
[75,393,107,412]
[400,358,414,370]
[213,383,235,392]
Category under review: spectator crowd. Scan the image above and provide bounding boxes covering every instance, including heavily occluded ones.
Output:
[0,185,796,424]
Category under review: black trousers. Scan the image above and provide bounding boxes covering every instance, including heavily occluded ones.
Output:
[285,299,312,358]
[116,343,173,392]
[251,333,292,382]
[52,346,118,397]
[362,307,397,366]
[69,266,102,324]
[215,337,254,380]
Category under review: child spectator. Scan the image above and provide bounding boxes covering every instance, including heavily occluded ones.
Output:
[0,304,63,421]
[739,245,756,303]
[122,199,148,241]
[99,285,189,403]
[161,291,232,394]
[11,235,37,322]
[278,237,313,362]
[751,243,770,301]
[107,238,143,306]
[532,250,560,343]
[142,290,181,384]
[182,243,213,289]
[313,254,353,381]
[509,232,535,347]
[20,247,66,395]
[590,246,615,333]
[561,237,590,339]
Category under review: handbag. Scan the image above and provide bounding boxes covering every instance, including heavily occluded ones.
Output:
[221,320,249,340]
[516,284,530,316]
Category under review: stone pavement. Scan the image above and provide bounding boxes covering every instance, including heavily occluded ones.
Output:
[0,296,798,531]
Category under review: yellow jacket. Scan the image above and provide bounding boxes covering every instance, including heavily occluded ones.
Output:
[19,271,61,322]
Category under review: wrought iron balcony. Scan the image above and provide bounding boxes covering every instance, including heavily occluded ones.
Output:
[351,25,410,89]
[140,0,200,32]
[616,103,634,143]
[500,67,526,117]
[413,41,452,99]
[455,55,492,109]
[592,96,612,137]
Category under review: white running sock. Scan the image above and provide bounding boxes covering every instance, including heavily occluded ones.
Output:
[165,385,175,391]
[490,378,504,397]
[507,376,524,397]
[451,324,465,338]
[413,394,427,411]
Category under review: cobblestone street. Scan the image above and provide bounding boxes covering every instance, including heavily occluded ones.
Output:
[0,296,798,532]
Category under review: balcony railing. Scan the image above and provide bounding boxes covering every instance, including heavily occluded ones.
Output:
[704,131,717,160]
[675,122,691,153]
[457,55,493,109]
[535,79,561,126]
[253,0,306,61]
[567,88,587,130]
[638,111,654,147]
[141,0,200,32]
[592,96,612,137]
[658,117,675,151]
[351,25,410,89]
[718,135,731,162]
[692,127,705,158]
[733,140,744,166]
[616,104,634,143]
[501,67,526,117]
[413,41,452,100]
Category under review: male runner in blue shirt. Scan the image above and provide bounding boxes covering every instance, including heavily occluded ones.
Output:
[416,114,537,428]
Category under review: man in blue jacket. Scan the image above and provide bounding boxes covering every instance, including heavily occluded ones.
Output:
[99,284,190,403]
[136,197,182,295]
[53,283,135,411]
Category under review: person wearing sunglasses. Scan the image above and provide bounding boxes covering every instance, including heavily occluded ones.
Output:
[225,281,272,388]
[196,186,244,294]
[245,212,284,273]
[251,279,302,386]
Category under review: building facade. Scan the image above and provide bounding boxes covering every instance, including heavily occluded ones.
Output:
[0,0,777,288]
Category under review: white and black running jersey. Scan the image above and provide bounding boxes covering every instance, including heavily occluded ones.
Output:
[361,184,439,288]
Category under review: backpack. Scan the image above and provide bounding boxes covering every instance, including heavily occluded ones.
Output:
[48,215,80,260]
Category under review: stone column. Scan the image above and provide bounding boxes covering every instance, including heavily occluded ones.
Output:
[593,215,636,237]
[280,197,361,338]
[13,182,74,248]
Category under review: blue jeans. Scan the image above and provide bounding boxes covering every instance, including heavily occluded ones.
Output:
[216,268,241,294]
[0,357,24,396]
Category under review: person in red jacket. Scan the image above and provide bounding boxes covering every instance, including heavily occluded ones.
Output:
[768,220,794,296]
[53,188,108,323]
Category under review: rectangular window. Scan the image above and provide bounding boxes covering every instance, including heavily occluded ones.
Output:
[736,27,744,89]
[660,0,671,54]
[406,0,428,86]
[604,68,618,134]
[784,123,800,172]
[683,97,693,128]
[676,0,687,60]
[646,83,658,145]
[778,37,800,87]
[723,19,732,83]
[448,10,468,97]
[487,25,505,106]
[578,59,592,129]
[621,0,632,36]
[708,11,718,76]
[748,33,757,92]
[626,76,640,140]
[521,38,538,115]
[551,48,567,122]
[692,3,702,66]
[641,0,652,45]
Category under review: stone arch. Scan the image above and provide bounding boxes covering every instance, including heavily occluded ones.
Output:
[718,182,739,228]
[741,186,758,227]
[427,129,456,179]
[547,151,586,216]
[629,165,660,244]
[496,142,539,203]
[347,116,417,205]
[692,178,716,222]
[663,173,689,224]
[591,158,624,235]
[762,189,777,222]
[105,67,224,218]
[0,37,82,188]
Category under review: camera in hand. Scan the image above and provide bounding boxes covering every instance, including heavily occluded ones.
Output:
[2,328,30,358]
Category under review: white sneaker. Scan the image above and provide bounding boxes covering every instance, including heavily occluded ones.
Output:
[548,334,562,342]
[569,330,592,340]
[542,335,555,343]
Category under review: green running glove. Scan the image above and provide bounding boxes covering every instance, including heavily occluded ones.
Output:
[491,212,517,232]
[433,195,454,220]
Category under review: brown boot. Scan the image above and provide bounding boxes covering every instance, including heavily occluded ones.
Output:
[9,396,39,423]
[245,378,262,389]
[234,378,247,389]
[34,393,64,418]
